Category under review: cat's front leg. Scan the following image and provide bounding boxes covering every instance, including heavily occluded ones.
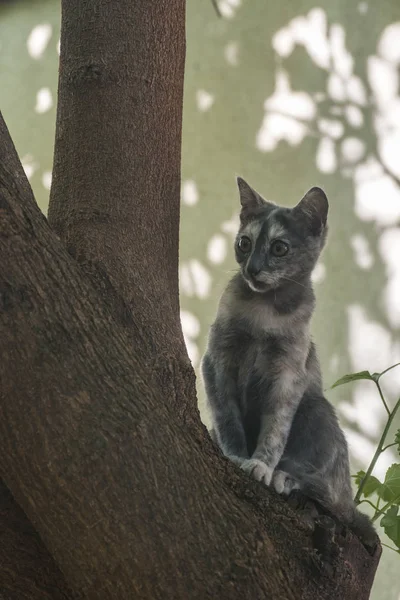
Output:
[202,353,249,465]
[243,373,306,486]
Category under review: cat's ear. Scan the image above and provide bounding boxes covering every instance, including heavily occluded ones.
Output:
[294,187,328,235]
[236,177,271,217]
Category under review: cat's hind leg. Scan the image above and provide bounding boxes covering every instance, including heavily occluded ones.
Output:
[272,469,300,496]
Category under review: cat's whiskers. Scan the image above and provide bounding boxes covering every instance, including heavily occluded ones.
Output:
[281,276,308,289]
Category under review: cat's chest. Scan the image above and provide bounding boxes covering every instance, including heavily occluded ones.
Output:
[238,332,285,385]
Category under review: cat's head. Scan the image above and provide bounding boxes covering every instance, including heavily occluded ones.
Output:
[234,177,328,293]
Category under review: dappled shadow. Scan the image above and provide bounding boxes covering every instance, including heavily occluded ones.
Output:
[1,0,400,596]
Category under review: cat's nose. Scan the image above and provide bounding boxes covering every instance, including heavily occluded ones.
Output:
[247,259,262,277]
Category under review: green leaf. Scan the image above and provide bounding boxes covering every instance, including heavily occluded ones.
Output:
[353,471,382,498]
[330,371,373,389]
[395,430,400,455]
[363,476,383,498]
[378,464,400,503]
[381,506,400,548]
[353,470,366,486]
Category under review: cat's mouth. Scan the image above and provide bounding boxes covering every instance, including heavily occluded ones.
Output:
[243,274,269,293]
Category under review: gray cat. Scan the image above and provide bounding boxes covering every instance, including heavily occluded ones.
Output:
[202,177,375,544]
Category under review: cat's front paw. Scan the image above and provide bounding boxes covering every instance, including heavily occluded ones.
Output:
[272,470,300,496]
[241,458,273,486]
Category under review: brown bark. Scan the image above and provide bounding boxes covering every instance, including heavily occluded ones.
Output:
[48,0,186,360]
[0,1,381,599]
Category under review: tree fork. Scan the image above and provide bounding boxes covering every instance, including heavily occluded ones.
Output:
[0,0,381,598]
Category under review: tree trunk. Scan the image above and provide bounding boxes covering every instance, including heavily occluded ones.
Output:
[0,1,381,599]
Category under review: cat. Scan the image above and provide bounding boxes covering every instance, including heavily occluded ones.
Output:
[201,177,375,545]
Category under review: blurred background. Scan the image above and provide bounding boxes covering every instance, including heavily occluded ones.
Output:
[1,0,400,596]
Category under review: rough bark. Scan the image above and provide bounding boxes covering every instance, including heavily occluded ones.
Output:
[0,1,381,599]
[0,479,75,600]
[48,0,186,360]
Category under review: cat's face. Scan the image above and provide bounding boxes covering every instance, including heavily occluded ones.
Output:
[234,178,328,293]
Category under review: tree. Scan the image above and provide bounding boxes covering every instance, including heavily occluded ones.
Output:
[0,1,381,598]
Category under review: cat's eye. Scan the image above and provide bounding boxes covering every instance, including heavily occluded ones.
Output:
[238,236,252,253]
[270,240,289,257]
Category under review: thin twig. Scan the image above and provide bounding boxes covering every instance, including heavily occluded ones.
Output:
[371,493,400,523]
[358,499,379,512]
[381,442,398,452]
[211,0,222,17]
[381,542,400,553]
[376,380,390,415]
[355,396,400,503]
[378,362,400,379]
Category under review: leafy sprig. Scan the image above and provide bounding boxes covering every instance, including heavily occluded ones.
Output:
[332,364,400,553]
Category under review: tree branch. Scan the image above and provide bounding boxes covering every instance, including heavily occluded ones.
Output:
[0,112,75,599]
[0,475,75,599]
[48,0,186,358]
[0,104,381,597]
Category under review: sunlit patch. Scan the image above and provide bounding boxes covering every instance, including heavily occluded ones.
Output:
[184,337,199,367]
[221,214,240,237]
[224,41,239,66]
[272,28,295,58]
[35,87,53,113]
[266,71,316,120]
[330,24,353,79]
[345,104,363,128]
[257,70,315,152]
[219,0,241,19]
[341,137,365,164]
[181,310,200,339]
[358,2,368,14]
[316,136,336,173]
[344,428,393,478]
[377,122,400,179]
[340,381,384,437]
[379,228,400,328]
[42,171,52,191]
[27,24,52,59]
[182,179,199,206]
[311,262,326,283]
[378,22,400,64]
[350,234,374,270]
[21,154,39,180]
[257,113,308,152]
[346,75,367,106]
[57,39,61,56]
[207,234,227,264]
[179,260,212,299]
[354,158,400,226]
[368,56,398,111]
[327,73,346,102]
[347,304,393,372]
[273,9,330,68]
[318,118,344,139]
[196,90,215,112]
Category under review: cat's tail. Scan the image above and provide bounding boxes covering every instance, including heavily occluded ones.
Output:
[299,473,376,547]
[346,508,377,548]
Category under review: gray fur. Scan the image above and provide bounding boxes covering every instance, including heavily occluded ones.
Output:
[202,177,375,545]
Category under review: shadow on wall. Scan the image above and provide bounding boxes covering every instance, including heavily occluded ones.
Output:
[181,0,400,475]
[1,0,400,597]
[179,3,400,597]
